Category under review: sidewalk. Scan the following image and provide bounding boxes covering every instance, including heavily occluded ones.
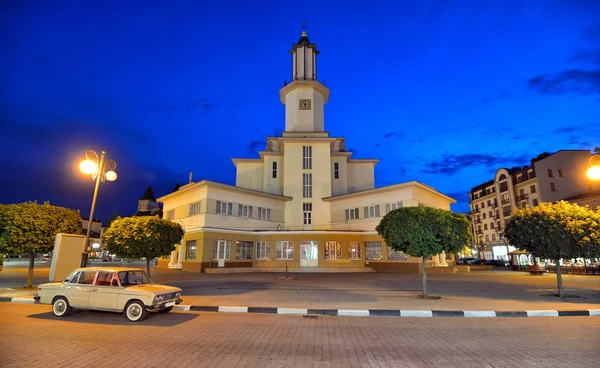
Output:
[1,265,599,316]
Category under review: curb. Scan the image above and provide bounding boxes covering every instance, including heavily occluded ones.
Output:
[2,297,599,317]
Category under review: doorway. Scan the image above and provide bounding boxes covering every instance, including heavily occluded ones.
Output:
[300,241,318,267]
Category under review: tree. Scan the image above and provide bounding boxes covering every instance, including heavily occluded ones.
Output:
[504,201,600,297]
[102,216,184,276]
[0,202,81,287]
[376,206,472,298]
[105,209,119,228]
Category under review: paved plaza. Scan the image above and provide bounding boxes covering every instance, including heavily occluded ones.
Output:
[1,303,599,368]
[1,261,599,312]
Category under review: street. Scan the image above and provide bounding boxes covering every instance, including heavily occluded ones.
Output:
[1,303,599,368]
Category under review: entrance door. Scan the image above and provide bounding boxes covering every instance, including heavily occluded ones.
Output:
[217,240,228,267]
[300,241,318,267]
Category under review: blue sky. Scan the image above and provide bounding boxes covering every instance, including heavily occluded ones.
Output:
[1,0,599,222]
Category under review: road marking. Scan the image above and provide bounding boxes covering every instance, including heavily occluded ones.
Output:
[588,309,600,316]
[338,309,369,316]
[218,306,248,313]
[277,308,308,315]
[174,305,191,311]
[400,310,433,317]
[11,297,36,304]
[464,311,496,317]
[526,310,558,317]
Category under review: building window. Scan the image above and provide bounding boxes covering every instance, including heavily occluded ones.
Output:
[548,169,553,177]
[492,234,496,241]
[485,235,489,242]
[385,201,403,214]
[303,202,312,225]
[483,213,486,219]
[189,201,200,216]
[167,210,175,220]
[418,202,426,207]
[558,169,564,178]
[256,241,270,260]
[348,242,361,260]
[302,146,312,170]
[237,204,253,218]
[365,241,383,260]
[272,162,277,179]
[484,224,488,230]
[491,222,495,229]
[481,202,485,209]
[303,173,312,198]
[258,207,271,220]
[501,193,510,205]
[236,241,253,260]
[532,198,539,206]
[530,185,536,193]
[364,205,380,219]
[185,240,197,260]
[216,201,233,215]
[276,241,294,260]
[387,246,408,261]
[487,200,491,206]
[212,241,231,260]
[333,162,339,179]
[550,183,557,192]
[345,208,359,221]
[324,241,342,260]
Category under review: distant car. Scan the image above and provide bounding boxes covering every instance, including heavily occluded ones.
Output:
[36,267,182,322]
[459,257,476,265]
[102,256,113,262]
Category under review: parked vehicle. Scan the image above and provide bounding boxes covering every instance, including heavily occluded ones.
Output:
[458,257,476,265]
[36,267,182,322]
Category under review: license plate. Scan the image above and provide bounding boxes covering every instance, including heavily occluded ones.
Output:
[165,301,175,307]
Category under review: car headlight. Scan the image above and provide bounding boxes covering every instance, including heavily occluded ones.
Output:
[153,294,165,303]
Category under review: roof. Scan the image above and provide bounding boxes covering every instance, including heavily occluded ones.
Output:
[157,180,292,202]
[562,190,600,201]
[73,267,145,272]
[322,180,456,203]
[140,185,156,201]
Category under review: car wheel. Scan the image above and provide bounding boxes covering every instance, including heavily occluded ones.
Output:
[52,296,71,317]
[124,300,147,322]
[159,306,173,313]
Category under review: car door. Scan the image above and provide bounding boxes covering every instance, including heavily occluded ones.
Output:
[88,271,121,311]
[66,270,96,308]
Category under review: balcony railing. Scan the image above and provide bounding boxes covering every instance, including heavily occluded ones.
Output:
[515,194,528,201]
[501,198,511,205]
[502,211,511,217]
[470,209,480,214]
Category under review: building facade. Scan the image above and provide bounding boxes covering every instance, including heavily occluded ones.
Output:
[157,28,456,273]
[469,150,599,260]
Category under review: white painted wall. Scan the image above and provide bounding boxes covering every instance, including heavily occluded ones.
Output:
[262,155,283,195]
[284,87,325,132]
[347,162,375,193]
[331,156,349,196]
[235,161,264,191]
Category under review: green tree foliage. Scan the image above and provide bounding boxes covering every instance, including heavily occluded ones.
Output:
[0,202,81,287]
[102,216,184,276]
[376,206,472,298]
[504,201,600,297]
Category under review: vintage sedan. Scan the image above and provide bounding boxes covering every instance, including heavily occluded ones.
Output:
[36,267,182,322]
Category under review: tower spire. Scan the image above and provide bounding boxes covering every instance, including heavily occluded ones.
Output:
[301,18,307,37]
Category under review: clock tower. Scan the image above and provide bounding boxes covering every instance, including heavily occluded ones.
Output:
[279,26,330,133]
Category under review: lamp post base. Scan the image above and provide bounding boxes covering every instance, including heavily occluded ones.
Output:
[80,252,89,268]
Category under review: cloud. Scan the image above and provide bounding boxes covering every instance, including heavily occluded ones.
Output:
[555,126,585,134]
[421,153,529,175]
[527,68,600,95]
[247,140,263,154]
[571,50,600,65]
[384,132,403,139]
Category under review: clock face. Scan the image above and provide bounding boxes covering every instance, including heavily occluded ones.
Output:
[299,99,312,110]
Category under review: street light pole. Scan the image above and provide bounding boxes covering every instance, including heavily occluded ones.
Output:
[79,149,117,268]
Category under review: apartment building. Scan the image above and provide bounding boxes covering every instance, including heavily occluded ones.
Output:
[469,150,599,260]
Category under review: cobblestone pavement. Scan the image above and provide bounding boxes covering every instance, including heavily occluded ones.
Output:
[1,303,599,368]
[2,264,599,311]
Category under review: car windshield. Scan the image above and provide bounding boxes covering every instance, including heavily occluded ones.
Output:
[117,270,153,286]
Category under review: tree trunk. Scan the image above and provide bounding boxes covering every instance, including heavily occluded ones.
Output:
[27,253,35,289]
[422,256,428,299]
[555,258,564,298]
[146,258,151,278]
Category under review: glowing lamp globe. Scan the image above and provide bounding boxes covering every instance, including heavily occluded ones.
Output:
[587,166,600,181]
[79,159,98,175]
[105,170,118,182]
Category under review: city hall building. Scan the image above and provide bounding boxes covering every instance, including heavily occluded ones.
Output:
[157,28,456,273]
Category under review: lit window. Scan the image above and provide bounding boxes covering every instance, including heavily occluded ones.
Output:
[387,246,408,261]
[324,241,342,260]
[348,242,361,260]
[365,242,382,260]
[185,240,197,260]
[235,241,253,260]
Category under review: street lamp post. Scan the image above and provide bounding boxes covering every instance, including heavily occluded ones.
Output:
[587,148,600,181]
[79,150,117,267]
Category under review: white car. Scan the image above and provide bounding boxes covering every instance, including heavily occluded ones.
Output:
[36,267,182,322]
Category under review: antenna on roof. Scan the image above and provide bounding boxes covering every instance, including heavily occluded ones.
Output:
[189,171,193,184]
